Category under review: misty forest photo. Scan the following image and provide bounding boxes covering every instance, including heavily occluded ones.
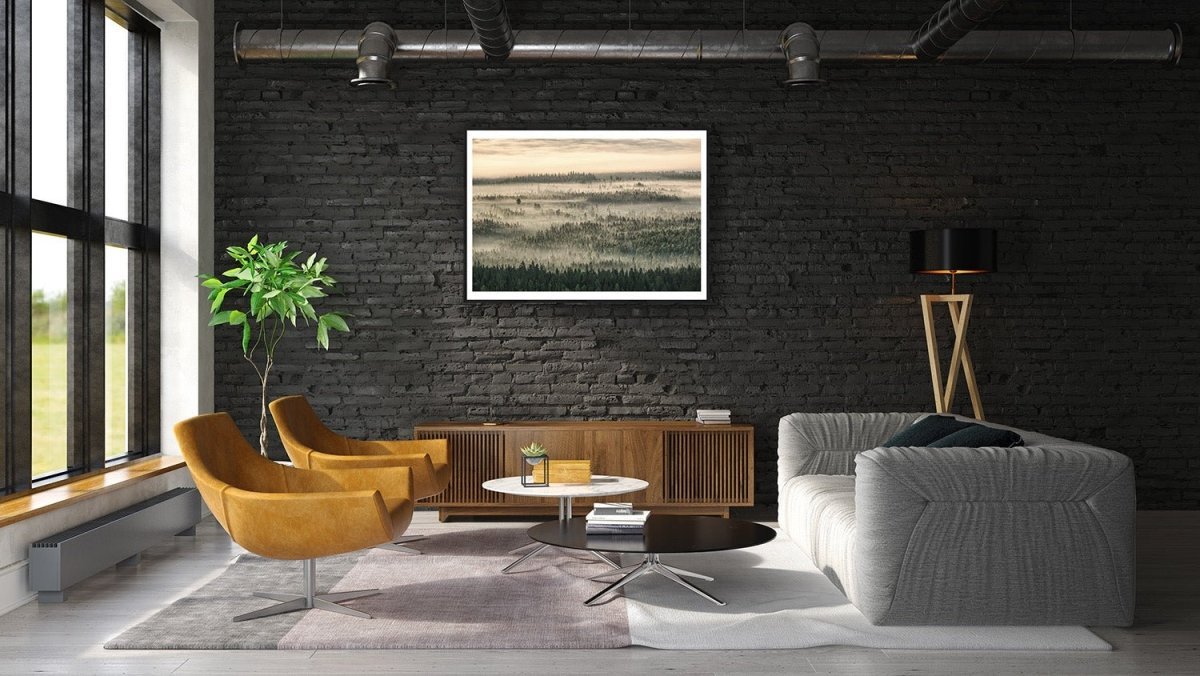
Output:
[467,131,707,300]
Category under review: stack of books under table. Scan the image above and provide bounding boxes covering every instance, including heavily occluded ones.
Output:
[585,502,650,535]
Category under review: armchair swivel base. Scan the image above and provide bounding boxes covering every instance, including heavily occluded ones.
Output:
[378,536,424,555]
[236,558,379,622]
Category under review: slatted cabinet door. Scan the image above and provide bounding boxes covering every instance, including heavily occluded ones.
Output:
[662,430,753,506]
[414,429,505,506]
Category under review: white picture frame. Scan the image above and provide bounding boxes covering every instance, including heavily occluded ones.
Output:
[466,129,708,301]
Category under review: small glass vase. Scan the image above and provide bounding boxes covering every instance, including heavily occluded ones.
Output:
[521,454,549,487]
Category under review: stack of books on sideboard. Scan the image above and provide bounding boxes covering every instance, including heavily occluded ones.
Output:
[695,409,731,425]
[585,502,650,535]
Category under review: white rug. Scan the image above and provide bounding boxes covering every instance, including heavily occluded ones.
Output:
[624,536,1110,650]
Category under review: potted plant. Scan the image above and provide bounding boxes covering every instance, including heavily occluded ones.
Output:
[520,442,549,487]
[200,236,349,456]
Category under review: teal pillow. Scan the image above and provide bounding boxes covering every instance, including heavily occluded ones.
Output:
[881,415,975,446]
[928,425,1023,448]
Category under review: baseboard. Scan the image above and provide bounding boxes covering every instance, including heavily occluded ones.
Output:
[0,560,35,616]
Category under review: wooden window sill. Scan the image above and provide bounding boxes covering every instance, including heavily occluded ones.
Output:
[0,455,188,528]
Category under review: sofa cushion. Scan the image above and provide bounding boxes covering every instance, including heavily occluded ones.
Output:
[779,474,858,599]
[777,413,924,487]
[927,424,1022,448]
[937,413,1099,452]
[880,415,974,447]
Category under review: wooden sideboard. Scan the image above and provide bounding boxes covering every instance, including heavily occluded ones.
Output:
[414,420,754,520]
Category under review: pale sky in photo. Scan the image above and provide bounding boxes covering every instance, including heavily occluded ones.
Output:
[472,137,702,178]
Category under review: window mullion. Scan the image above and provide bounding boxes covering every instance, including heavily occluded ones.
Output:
[140,27,160,457]
[84,0,106,472]
[3,0,35,493]
[126,27,148,456]
[65,0,105,475]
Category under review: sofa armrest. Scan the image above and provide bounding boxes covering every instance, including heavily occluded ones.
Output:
[853,444,1136,626]
[777,412,922,491]
[857,444,1133,502]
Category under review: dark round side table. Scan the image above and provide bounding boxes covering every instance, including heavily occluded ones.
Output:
[528,514,776,606]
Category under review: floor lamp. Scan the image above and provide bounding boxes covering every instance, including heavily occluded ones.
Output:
[909,228,997,421]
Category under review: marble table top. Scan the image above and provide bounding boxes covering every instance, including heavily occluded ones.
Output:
[481,475,649,499]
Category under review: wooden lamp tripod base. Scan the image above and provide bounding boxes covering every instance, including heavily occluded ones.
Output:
[919,293,985,420]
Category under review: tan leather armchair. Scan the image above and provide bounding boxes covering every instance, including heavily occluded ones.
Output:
[270,395,450,498]
[174,412,415,622]
[269,395,450,554]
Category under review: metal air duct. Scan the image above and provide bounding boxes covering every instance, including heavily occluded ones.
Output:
[350,21,398,87]
[462,0,515,60]
[912,0,1010,61]
[232,27,1184,83]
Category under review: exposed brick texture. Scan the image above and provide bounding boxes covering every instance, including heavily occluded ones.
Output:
[214,1,1200,509]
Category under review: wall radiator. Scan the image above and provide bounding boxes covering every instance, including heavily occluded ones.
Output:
[28,487,202,602]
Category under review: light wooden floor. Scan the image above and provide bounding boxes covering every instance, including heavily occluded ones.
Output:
[0,510,1197,675]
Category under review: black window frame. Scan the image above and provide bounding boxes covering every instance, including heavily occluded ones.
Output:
[0,0,160,494]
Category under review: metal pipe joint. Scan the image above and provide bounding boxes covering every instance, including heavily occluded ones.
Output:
[781,23,821,86]
[351,21,398,87]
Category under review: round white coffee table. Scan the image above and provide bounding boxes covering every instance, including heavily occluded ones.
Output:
[482,475,649,573]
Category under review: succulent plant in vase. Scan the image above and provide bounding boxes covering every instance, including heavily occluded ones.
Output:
[520,442,548,465]
[519,442,549,487]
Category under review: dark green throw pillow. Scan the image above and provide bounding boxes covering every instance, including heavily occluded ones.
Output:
[927,425,1023,448]
[881,415,975,447]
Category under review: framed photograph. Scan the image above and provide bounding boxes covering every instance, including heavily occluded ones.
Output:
[466,130,707,301]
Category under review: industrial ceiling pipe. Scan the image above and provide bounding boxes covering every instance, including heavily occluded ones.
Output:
[780,23,821,85]
[462,0,514,60]
[350,21,397,87]
[233,27,1183,70]
[912,0,1010,61]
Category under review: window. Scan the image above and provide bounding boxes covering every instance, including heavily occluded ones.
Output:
[31,1,71,207]
[1,1,160,493]
[31,233,70,478]
[105,245,128,460]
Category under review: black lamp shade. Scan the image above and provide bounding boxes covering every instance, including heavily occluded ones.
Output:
[909,228,997,275]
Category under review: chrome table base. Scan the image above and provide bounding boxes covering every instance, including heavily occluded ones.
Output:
[502,495,621,573]
[502,543,619,573]
[585,553,724,606]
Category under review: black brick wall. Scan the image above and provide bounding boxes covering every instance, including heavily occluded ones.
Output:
[213,1,1200,509]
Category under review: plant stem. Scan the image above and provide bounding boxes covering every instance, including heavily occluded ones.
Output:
[259,352,272,457]
[253,317,285,458]
[241,320,270,456]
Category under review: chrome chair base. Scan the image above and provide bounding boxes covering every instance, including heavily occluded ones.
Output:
[377,536,425,555]
[585,554,724,607]
[234,559,379,622]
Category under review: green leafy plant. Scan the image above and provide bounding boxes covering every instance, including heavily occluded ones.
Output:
[520,442,548,457]
[200,236,349,456]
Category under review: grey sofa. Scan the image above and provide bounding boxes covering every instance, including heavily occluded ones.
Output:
[777,412,1135,626]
